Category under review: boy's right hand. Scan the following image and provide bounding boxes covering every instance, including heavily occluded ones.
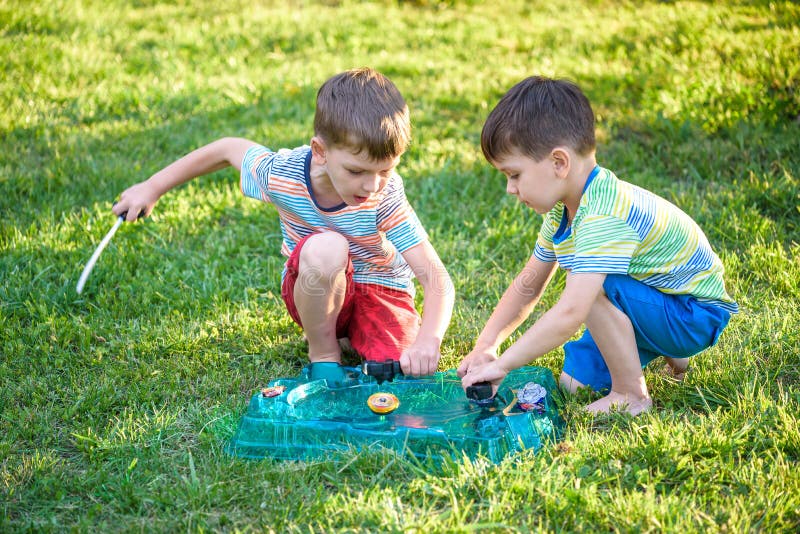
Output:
[113,181,161,221]
[461,358,508,396]
[456,348,498,378]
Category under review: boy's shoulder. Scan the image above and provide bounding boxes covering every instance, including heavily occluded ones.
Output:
[381,171,408,196]
[251,144,310,165]
[244,144,311,180]
[584,167,626,202]
[581,167,665,217]
[577,166,706,238]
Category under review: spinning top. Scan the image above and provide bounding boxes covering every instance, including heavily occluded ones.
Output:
[516,382,547,412]
[261,385,286,398]
[367,392,400,414]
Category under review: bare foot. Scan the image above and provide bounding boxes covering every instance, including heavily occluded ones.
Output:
[663,357,690,382]
[585,391,652,416]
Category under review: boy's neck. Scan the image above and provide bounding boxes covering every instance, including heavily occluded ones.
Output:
[562,153,598,217]
[308,158,344,208]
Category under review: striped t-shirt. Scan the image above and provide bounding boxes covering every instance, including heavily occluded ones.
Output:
[240,144,428,294]
[534,166,738,313]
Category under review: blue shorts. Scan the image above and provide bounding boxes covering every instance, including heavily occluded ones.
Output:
[562,274,731,392]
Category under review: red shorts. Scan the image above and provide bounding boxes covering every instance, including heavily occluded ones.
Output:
[281,234,421,362]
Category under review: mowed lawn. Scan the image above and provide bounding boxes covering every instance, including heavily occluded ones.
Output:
[1,0,799,531]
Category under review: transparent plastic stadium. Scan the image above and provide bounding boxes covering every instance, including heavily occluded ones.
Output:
[227,365,564,464]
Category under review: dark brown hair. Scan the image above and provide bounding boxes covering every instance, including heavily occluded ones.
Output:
[314,68,411,160]
[481,76,596,162]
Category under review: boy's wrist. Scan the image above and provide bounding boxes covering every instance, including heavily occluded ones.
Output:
[412,332,442,349]
[473,339,499,356]
[497,343,532,373]
[146,172,173,197]
[494,356,514,375]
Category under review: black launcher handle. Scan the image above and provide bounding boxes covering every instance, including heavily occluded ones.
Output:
[362,360,402,385]
[466,381,495,406]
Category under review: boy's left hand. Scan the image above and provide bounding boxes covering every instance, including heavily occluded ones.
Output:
[461,359,509,394]
[399,337,441,377]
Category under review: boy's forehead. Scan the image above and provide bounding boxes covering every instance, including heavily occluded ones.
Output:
[338,147,401,170]
[492,154,522,170]
[493,149,539,170]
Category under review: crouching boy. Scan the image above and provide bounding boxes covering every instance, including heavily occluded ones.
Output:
[114,68,454,384]
[459,76,737,415]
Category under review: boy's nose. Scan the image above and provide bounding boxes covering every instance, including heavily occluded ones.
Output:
[506,180,518,195]
[363,175,381,192]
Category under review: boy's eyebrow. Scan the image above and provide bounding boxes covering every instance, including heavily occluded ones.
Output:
[491,158,511,172]
[345,157,400,173]
[345,163,395,173]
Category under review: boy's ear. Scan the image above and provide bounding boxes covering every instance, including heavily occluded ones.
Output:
[551,147,570,179]
[310,136,327,164]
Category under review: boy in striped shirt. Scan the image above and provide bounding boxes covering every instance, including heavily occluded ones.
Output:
[459,76,737,415]
[114,68,454,385]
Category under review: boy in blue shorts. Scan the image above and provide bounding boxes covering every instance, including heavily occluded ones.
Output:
[459,76,737,415]
[113,68,455,383]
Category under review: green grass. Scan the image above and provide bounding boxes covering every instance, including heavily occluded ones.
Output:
[2,0,799,531]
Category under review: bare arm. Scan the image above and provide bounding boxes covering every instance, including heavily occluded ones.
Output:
[399,240,455,376]
[457,256,557,377]
[461,271,607,390]
[112,137,259,221]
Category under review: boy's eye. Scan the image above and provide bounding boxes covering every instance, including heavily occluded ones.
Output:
[347,169,363,175]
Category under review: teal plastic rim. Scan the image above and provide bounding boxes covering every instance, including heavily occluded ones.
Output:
[226,366,564,465]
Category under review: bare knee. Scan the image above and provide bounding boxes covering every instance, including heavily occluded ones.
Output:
[298,232,349,277]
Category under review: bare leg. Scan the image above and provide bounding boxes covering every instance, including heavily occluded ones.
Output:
[584,292,652,416]
[293,232,349,363]
[559,371,586,394]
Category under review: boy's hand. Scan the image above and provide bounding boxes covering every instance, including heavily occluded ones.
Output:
[461,359,508,394]
[113,181,161,222]
[399,337,441,377]
[457,348,497,378]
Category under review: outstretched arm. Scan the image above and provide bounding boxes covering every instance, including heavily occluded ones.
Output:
[400,240,455,377]
[113,137,259,221]
[457,256,557,378]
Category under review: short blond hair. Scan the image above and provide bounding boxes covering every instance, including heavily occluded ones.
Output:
[314,68,411,160]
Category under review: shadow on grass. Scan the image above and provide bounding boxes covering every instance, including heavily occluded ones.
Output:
[2,74,798,490]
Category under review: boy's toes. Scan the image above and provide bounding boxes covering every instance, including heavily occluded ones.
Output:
[585,391,652,416]
[661,362,690,382]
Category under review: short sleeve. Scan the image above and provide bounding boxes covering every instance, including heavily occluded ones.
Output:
[571,214,640,274]
[533,211,559,263]
[377,175,429,253]
[240,144,275,203]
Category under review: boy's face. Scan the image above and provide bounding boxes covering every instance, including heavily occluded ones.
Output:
[312,139,400,206]
[493,150,566,215]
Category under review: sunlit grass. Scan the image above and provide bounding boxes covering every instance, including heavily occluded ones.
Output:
[1,0,799,531]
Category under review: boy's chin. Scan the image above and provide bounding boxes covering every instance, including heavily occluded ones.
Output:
[522,201,552,215]
[520,200,541,213]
